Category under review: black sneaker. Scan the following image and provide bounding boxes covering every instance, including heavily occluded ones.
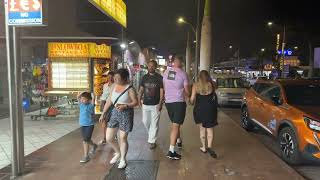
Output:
[89,144,98,156]
[166,151,181,160]
[176,141,182,149]
[80,156,90,163]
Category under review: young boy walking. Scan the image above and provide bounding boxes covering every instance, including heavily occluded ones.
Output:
[78,92,98,163]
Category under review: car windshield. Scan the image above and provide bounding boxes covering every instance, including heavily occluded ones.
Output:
[284,84,320,106]
[217,78,245,88]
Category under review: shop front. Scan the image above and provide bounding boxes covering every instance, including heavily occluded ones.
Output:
[46,42,112,114]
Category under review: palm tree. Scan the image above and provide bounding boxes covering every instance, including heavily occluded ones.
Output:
[200,0,212,71]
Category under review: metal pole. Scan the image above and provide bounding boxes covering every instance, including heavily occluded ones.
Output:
[195,0,200,81]
[13,26,24,175]
[281,25,286,78]
[4,0,24,177]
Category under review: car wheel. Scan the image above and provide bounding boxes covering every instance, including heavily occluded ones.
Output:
[241,106,254,131]
[278,127,302,165]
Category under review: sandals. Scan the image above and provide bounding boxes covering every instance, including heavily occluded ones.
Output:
[207,148,218,158]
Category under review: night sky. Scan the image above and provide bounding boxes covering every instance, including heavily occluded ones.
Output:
[126,0,320,63]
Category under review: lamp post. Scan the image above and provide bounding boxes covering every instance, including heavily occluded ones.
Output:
[177,17,198,80]
[267,21,286,77]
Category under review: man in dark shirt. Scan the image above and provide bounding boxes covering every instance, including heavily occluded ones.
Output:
[138,60,164,149]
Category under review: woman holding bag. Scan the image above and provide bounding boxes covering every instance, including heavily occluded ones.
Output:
[190,70,218,158]
[99,68,138,169]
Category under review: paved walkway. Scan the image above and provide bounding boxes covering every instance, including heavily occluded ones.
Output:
[0,106,304,180]
[0,105,79,169]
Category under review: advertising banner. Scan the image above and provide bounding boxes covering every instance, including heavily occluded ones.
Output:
[7,0,46,26]
[48,43,111,59]
[89,0,127,28]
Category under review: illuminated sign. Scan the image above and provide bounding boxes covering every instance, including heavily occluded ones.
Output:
[89,0,127,28]
[7,0,46,26]
[48,43,111,59]
[277,50,293,56]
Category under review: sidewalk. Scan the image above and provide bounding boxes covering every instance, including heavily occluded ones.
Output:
[0,106,304,180]
[0,105,79,169]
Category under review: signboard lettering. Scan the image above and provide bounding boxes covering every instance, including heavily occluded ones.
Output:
[8,0,44,26]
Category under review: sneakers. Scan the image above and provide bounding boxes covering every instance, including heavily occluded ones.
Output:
[166,151,181,160]
[89,144,98,155]
[80,156,90,163]
[149,143,157,150]
[118,160,127,169]
[110,153,121,164]
[176,141,182,149]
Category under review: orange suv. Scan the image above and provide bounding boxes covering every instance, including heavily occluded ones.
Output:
[241,79,320,164]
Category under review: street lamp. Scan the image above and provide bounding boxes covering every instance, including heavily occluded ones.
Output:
[120,43,127,49]
[177,16,198,79]
[267,21,286,77]
[229,45,233,49]
[261,48,265,52]
[294,46,298,50]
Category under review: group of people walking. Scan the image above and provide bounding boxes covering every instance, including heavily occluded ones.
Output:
[76,55,218,169]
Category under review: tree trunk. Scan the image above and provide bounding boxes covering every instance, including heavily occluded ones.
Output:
[200,0,212,72]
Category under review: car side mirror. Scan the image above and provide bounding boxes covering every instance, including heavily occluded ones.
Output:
[271,96,283,106]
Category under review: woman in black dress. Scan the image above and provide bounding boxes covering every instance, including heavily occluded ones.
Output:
[190,70,218,158]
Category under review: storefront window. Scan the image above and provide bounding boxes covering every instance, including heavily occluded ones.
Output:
[51,59,90,89]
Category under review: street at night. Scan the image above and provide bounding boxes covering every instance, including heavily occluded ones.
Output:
[1,0,320,179]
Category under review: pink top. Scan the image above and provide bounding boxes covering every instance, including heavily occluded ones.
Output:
[163,68,189,103]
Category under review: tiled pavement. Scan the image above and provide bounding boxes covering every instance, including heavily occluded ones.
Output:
[0,106,305,180]
[0,106,79,169]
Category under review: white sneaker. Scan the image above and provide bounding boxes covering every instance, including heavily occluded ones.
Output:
[109,153,120,164]
[118,160,127,169]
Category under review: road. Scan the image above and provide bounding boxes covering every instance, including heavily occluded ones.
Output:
[220,107,320,180]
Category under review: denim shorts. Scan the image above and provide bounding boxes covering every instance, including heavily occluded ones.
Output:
[80,125,94,142]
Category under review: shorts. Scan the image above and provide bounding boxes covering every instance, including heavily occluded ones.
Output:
[80,125,94,142]
[165,102,186,125]
[108,108,134,133]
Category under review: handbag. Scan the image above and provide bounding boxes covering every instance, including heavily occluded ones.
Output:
[104,85,132,122]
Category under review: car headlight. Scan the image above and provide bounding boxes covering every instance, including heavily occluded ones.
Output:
[304,116,320,132]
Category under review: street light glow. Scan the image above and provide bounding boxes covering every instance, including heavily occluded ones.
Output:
[294,46,298,50]
[261,48,265,52]
[120,43,127,49]
[229,45,233,49]
[177,17,185,24]
[267,21,273,26]
[129,41,134,45]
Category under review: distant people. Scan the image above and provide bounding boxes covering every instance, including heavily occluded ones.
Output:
[163,56,190,160]
[99,71,115,145]
[190,70,218,158]
[138,60,164,150]
[99,69,138,169]
[77,92,98,163]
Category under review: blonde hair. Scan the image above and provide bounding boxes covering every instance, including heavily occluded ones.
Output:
[196,70,212,94]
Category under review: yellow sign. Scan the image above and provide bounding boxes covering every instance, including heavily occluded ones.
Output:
[48,43,111,59]
[89,0,127,28]
[89,44,111,59]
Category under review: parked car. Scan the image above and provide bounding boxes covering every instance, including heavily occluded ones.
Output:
[214,75,248,106]
[241,79,320,164]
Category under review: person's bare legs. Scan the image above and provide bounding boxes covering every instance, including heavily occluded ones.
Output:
[170,123,180,147]
[83,141,89,157]
[106,127,120,153]
[119,130,129,162]
[199,125,206,152]
[206,128,214,149]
